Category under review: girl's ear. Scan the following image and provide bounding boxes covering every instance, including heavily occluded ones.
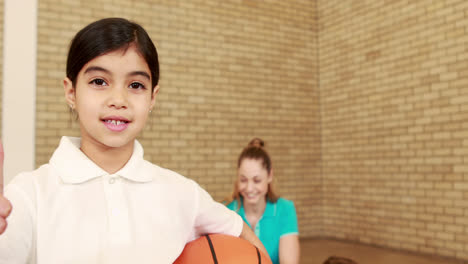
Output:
[63,77,76,107]
[150,85,160,110]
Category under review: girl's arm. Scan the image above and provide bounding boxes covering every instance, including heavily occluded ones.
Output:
[279,234,300,264]
[239,222,270,259]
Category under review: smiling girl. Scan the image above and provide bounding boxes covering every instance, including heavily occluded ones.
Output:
[0,18,267,264]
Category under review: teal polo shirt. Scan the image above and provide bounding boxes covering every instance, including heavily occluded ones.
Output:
[227,198,299,264]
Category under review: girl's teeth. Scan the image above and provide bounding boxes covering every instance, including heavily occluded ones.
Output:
[107,120,124,125]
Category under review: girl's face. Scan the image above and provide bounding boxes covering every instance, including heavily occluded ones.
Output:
[64,44,158,151]
[237,158,272,207]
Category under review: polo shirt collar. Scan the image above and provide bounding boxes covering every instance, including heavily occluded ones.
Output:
[50,136,152,184]
[263,199,277,218]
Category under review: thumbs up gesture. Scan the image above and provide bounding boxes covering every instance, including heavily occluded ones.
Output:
[0,139,13,235]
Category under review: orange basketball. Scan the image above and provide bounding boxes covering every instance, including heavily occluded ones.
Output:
[174,234,272,264]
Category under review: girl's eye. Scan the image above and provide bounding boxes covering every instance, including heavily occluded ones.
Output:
[88,79,146,90]
[129,82,145,90]
[90,78,107,86]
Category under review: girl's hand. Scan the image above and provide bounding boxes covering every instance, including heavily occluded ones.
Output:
[0,139,13,235]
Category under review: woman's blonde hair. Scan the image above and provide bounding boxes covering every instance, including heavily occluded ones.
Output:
[229,138,279,207]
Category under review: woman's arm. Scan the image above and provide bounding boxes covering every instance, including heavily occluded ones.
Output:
[279,234,300,264]
[239,222,270,260]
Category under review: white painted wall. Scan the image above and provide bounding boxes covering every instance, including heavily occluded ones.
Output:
[2,0,38,184]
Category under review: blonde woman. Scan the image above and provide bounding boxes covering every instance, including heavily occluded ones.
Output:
[226,138,300,264]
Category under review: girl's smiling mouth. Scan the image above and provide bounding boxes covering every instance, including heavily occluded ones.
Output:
[102,116,130,132]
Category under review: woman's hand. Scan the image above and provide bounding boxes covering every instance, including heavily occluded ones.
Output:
[0,139,13,235]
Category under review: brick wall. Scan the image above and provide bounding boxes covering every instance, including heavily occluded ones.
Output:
[35,0,321,237]
[34,0,468,261]
[319,0,468,261]
[15,0,468,261]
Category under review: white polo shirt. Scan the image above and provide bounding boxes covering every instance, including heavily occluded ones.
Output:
[0,136,243,264]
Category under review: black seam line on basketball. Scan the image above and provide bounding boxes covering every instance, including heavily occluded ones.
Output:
[255,246,261,264]
[205,234,218,264]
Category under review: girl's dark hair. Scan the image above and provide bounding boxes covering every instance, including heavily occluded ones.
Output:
[66,17,159,90]
[230,138,279,204]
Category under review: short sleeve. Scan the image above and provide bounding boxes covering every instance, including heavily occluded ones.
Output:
[193,183,243,238]
[226,200,238,211]
[279,199,299,237]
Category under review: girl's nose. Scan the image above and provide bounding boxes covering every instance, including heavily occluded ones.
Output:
[108,86,128,109]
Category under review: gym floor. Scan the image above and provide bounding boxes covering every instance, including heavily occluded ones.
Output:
[299,239,464,264]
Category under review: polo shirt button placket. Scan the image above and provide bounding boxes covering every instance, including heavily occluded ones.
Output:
[109,177,117,184]
[104,174,131,247]
[255,223,260,237]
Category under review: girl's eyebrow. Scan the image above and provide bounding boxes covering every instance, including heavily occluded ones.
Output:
[84,66,151,80]
[129,71,151,80]
[84,66,110,75]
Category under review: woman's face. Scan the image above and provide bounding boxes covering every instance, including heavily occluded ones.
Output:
[64,44,158,152]
[237,158,272,206]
